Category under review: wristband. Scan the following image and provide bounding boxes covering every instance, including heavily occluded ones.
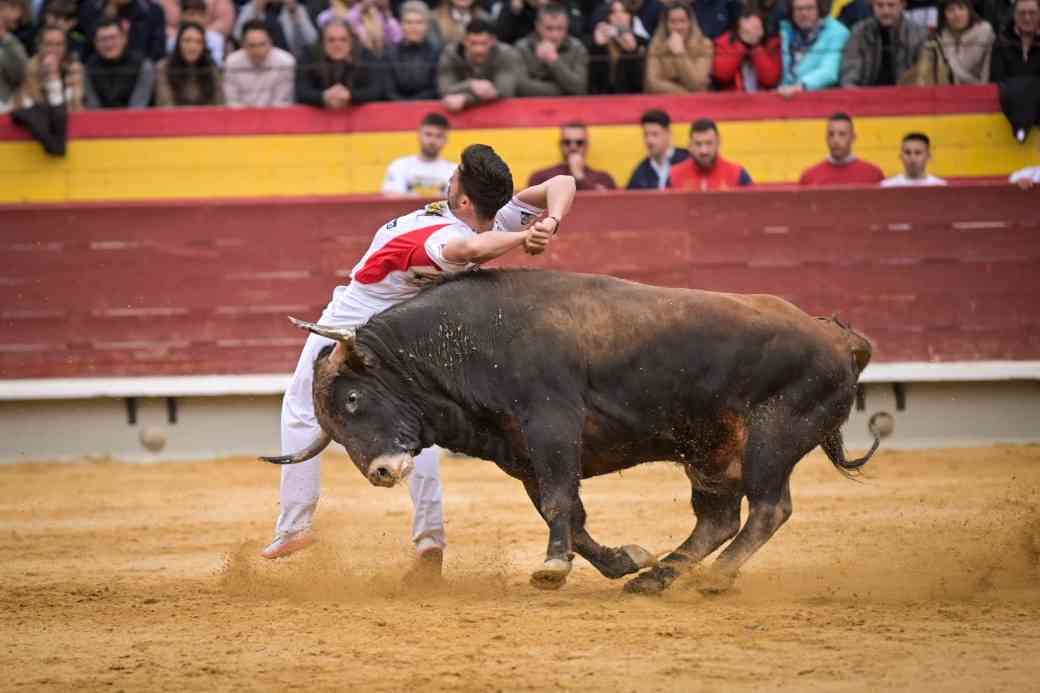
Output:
[546,215,561,234]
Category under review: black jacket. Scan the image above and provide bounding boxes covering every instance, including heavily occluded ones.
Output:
[386,39,439,100]
[626,149,690,190]
[79,0,167,62]
[990,22,1040,82]
[294,48,387,107]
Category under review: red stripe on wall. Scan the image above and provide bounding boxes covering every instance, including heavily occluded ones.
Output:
[0,86,1000,141]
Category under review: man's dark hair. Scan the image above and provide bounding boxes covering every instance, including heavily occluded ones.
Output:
[640,108,671,128]
[561,120,586,130]
[44,0,76,19]
[829,111,853,125]
[421,112,450,129]
[538,3,569,21]
[180,0,206,12]
[94,17,123,38]
[241,19,272,40]
[690,118,718,135]
[457,144,513,221]
[465,18,496,35]
[903,131,931,148]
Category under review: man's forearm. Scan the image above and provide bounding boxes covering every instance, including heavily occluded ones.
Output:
[443,230,527,264]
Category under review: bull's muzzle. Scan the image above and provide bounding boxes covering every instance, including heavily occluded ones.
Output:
[367,454,414,488]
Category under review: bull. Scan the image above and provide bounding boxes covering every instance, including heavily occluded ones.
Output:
[262,269,878,594]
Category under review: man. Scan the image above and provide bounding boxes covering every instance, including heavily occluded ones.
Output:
[295,19,386,108]
[495,0,581,44]
[438,18,522,112]
[527,121,616,189]
[881,132,947,187]
[382,113,458,196]
[799,112,885,186]
[990,0,1040,142]
[0,0,27,114]
[261,145,577,583]
[232,0,317,60]
[78,0,167,62]
[669,118,752,191]
[777,0,850,95]
[83,18,156,108]
[626,108,689,189]
[515,3,588,96]
[841,0,928,86]
[223,19,295,107]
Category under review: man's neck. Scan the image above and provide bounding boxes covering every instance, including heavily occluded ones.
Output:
[905,170,927,180]
[651,148,672,165]
[418,151,439,163]
[829,153,854,165]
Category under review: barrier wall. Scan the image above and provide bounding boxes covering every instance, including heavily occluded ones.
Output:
[2,86,1037,202]
[2,185,1038,382]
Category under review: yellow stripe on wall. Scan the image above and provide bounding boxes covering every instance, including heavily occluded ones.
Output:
[1,114,1035,203]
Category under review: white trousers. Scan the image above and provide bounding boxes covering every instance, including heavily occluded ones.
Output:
[274,304,446,554]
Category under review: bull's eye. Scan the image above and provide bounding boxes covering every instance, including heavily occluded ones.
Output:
[346,391,360,413]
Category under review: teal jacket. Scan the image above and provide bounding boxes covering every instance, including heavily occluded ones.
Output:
[779,17,849,91]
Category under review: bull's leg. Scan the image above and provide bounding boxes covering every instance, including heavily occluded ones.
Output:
[697,476,793,595]
[624,485,742,595]
[522,481,656,580]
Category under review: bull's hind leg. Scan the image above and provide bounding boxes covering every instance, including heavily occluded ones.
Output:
[624,485,742,594]
[523,481,657,580]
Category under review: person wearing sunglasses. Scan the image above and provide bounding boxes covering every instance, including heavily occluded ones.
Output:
[527,121,617,190]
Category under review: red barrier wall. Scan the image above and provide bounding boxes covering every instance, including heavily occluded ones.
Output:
[1,186,1038,379]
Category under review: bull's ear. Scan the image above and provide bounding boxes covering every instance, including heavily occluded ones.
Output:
[288,317,375,371]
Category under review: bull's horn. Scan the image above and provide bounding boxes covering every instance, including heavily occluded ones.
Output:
[259,431,332,465]
[288,317,356,342]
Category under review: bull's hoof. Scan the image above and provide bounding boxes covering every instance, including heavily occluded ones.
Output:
[530,558,571,591]
[623,565,678,595]
[694,568,736,596]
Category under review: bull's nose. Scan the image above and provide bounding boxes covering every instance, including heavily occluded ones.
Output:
[368,465,397,487]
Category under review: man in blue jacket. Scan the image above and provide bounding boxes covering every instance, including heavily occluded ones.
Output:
[626,108,690,189]
[777,0,850,94]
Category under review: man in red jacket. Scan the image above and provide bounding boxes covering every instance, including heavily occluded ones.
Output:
[669,118,753,191]
[799,112,885,186]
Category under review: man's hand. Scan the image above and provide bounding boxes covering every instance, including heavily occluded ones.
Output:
[1016,177,1036,190]
[470,79,498,100]
[405,266,446,287]
[42,53,60,79]
[667,31,685,55]
[777,83,803,98]
[566,151,585,179]
[323,84,351,108]
[617,30,637,51]
[524,227,552,255]
[535,40,558,64]
[441,93,468,111]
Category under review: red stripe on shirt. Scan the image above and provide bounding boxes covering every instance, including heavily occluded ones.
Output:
[353,223,452,285]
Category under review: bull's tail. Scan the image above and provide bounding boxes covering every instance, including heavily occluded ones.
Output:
[819,429,879,479]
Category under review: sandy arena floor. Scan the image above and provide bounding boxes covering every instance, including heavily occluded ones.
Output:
[2,445,1039,692]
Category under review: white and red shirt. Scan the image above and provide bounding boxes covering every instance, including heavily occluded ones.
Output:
[327,197,543,325]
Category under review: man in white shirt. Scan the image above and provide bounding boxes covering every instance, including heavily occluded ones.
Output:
[881,132,948,187]
[223,19,295,107]
[382,113,458,197]
[262,143,577,583]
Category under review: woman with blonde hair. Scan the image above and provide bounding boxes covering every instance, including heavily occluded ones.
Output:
[645,1,713,93]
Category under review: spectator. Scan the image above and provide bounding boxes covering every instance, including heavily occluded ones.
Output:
[431,0,490,48]
[976,0,1015,33]
[937,0,995,83]
[156,20,223,104]
[626,107,689,189]
[387,0,439,100]
[2,0,32,52]
[167,0,227,65]
[1009,132,1040,187]
[159,0,233,47]
[669,117,752,190]
[233,0,318,60]
[84,18,155,107]
[841,0,928,86]
[712,5,781,91]
[750,0,791,35]
[644,2,712,93]
[586,0,648,94]
[516,3,588,95]
[11,24,83,154]
[345,0,401,58]
[315,0,350,28]
[17,24,83,110]
[79,0,167,62]
[438,18,521,112]
[528,121,617,189]
[799,112,885,185]
[694,0,741,39]
[40,1,88,60]
[991,0,1040,142]
[881,132,947,186]
[496,0,581,45]
[295,18,385,107]
[223,18,295,106]
[778,0,849,94]
[615,0,665,39]
[837,0,874,29]
[0,0,27,113]
[381,112,457,195]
